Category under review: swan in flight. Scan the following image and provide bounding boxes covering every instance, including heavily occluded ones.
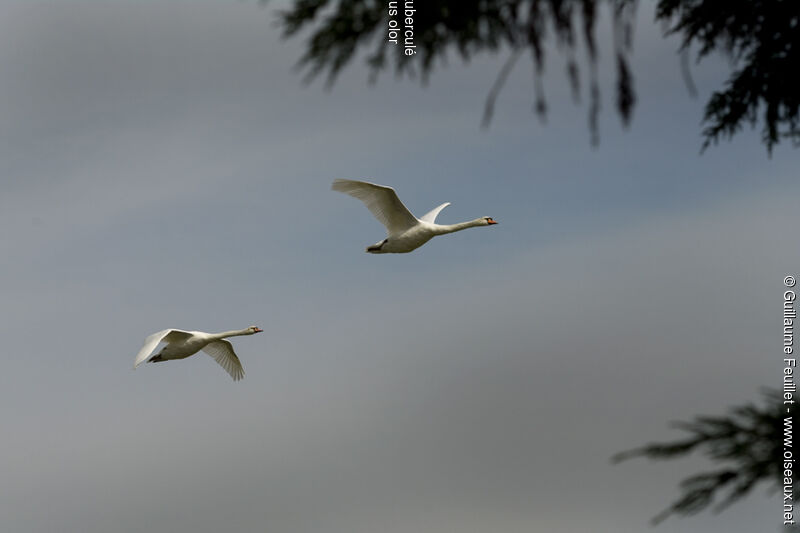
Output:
[133,326,262,381]
[332,179,497,253]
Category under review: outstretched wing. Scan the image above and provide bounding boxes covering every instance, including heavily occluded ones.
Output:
[133,329,193,368]
[419,202,451,224]
[332,179,419,235]
[202,340,245,381]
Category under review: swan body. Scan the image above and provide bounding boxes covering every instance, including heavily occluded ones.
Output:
[133,326,262,381]
[332,179,497,253]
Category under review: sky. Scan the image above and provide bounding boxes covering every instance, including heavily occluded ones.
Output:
[0,2,797,532]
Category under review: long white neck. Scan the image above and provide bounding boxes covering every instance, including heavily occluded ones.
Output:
[212,328,253,340]
[432,218,486,235]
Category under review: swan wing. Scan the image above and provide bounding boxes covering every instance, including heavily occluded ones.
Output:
[202,340,245,381]
[332,179,419,234]
[419,202,451,223]
[133,329,193,368]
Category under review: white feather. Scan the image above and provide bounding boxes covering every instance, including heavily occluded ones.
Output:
[132,326,260,381]
[332,179,497,253]
[419,202,451,224]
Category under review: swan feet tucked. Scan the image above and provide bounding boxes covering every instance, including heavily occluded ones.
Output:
[367,239,388,252]
[133,326,262,381]
[332,179,497,254]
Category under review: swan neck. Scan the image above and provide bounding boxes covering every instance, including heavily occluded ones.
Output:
[434,219,483,234]
[213,329,251,340]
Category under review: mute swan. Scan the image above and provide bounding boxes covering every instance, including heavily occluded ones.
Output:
[332,179,497,253]
[133,326,262,381]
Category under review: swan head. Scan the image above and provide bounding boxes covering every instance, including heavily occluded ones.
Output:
[247,326,263,334]
[482,217,498,225]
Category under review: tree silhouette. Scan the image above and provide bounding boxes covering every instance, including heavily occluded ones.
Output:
[267,0,800,152]
[612,388,784,524]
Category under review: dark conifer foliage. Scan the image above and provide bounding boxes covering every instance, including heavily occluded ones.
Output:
[267,0,800,152]
[613,389,784,523]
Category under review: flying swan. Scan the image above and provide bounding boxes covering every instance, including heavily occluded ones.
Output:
[133,326,262,381]
[332,179,497,253]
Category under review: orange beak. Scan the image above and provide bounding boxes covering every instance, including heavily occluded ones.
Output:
[487,218,498,225]
[254,328,263,333]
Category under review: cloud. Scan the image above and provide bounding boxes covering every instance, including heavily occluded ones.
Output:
[2,178,793,533]
[0,2,793,533]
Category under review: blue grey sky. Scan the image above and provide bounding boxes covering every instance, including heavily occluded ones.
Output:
[0,2,797,533]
